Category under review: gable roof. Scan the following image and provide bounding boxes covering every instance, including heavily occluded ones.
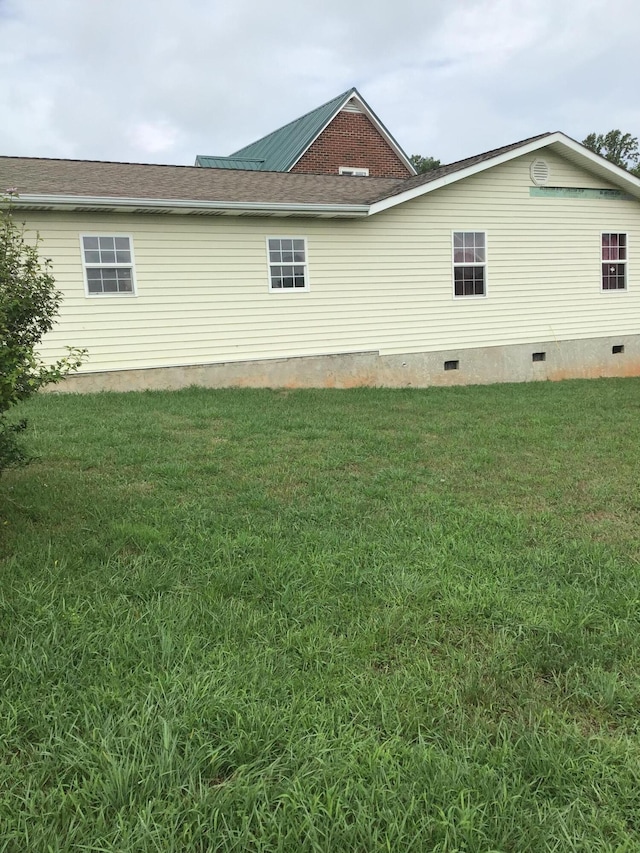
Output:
[3,132,640,219]
[195,88,416,175]
[368,131,640,212]
[0,155,403,217]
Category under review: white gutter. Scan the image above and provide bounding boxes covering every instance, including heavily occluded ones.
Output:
[6,193,371,217]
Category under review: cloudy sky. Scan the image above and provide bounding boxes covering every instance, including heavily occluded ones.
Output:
[1,0,638,168]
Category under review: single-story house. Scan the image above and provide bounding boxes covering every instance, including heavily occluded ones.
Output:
[1,88,640,391]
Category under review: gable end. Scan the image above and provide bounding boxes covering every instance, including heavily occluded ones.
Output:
[291,109,412,178]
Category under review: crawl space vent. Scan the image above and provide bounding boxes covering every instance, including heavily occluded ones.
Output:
[530,159,550,186]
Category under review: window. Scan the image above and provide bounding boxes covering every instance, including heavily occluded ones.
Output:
[602,233,627,290]
[453,232,486,297]
[81,235,135,295]
[267,238,308,291]
[339,166,369,176]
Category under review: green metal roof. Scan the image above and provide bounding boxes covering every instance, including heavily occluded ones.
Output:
[196,89,357,172]
[195,87,415,174]
[194,156,265,170]
[229,89,356,171]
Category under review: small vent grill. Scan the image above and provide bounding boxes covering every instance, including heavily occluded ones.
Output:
[12,204,55,211]
[132,208,173,215]
[74,206,116,213]
[530,159,550,186]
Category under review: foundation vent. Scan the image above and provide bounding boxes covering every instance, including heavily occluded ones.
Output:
[532,352,546,362]
[444,360,459,371]
[530,159,550,186]
[612,344,625,354]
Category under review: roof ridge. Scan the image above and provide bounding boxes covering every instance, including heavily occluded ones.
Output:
[0,133,551,178]
[0,154,207,170]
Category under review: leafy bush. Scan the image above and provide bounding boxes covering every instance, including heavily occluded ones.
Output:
[0,196,85,473]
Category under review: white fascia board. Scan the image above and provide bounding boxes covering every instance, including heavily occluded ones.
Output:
[7,194,370,218]
[368,132,640,215]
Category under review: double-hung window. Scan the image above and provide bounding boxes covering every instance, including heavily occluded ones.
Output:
[81,235,136,295]
[602,233,627,290]
[267,238,308,291]
[453,232,486,297]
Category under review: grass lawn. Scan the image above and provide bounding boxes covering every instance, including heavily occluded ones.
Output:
[1,380,640,852]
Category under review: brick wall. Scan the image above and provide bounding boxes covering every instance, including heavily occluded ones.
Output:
[290,111,412,178]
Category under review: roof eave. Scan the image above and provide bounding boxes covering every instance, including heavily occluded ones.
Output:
[3,193,370,218]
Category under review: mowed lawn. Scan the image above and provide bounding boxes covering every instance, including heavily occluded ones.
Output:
[1,380,640,852]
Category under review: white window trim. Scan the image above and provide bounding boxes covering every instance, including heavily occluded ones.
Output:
[452,230,488,299]
[600,231,628,293]
[80,233,137,297]
[266,237,310,293]
[339,166,370,176]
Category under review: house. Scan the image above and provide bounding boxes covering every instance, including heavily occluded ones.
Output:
[1,90,640,392]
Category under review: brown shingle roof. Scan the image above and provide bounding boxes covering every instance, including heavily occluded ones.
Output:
[0,134,554,209]
[0,156,405,206]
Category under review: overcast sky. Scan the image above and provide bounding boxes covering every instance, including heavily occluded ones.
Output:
[1,0,639,168]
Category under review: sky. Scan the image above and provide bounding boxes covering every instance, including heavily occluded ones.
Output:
[0,0,639,168]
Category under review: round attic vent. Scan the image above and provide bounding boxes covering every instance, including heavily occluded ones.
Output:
[530,158,550,186]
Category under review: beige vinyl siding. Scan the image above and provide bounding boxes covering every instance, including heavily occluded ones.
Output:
[24,148,640,373]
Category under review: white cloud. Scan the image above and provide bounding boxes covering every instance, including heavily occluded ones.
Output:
[128,120,182,156]
[0,0,638,165]
[431,0,548,73]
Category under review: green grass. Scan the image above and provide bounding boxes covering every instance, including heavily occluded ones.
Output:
[1,380,640,852]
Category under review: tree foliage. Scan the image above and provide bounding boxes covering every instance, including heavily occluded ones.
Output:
[0,197,85,473]
[582,130,640,176]
[409,154,441,174]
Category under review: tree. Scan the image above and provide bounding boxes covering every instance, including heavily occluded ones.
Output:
[0,194,85,474]
[409,154,441,174]
[582,130,640,175]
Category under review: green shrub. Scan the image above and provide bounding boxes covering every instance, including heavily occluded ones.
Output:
[0,195,85,473]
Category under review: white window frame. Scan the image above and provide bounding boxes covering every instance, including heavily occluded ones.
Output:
[339,166,370,176]
[80,234,137,297]
[266,237,309,293]
[601,232,628,292]
[452,231,487,299]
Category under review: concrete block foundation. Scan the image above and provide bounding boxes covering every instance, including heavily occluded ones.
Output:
[55,335,640,393]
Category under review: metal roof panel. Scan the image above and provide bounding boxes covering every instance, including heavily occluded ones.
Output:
[229,89,355,171]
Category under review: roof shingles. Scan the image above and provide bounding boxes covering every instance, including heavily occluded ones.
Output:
[0,156,404,206]
[0,133,560,211]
